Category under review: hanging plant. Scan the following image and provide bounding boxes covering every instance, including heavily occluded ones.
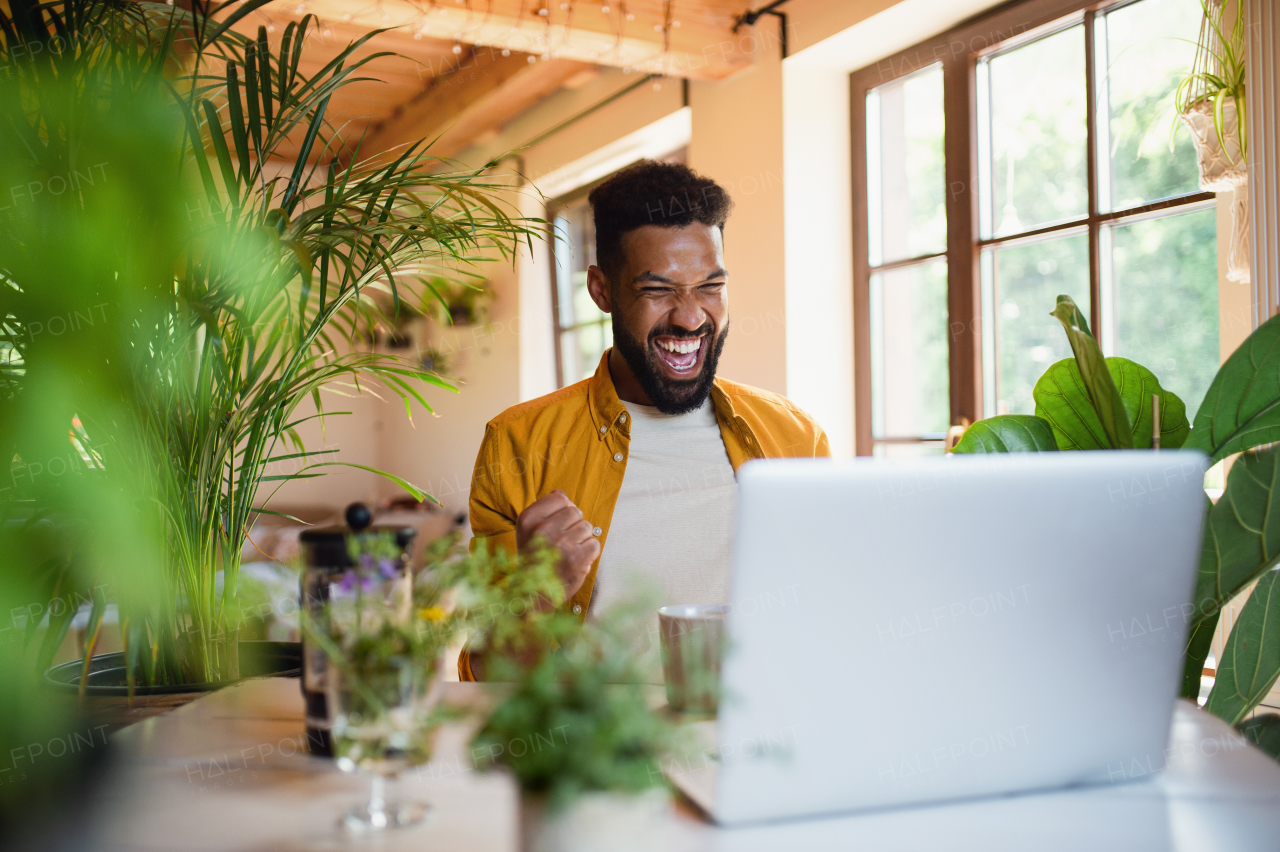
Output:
[1175,0,1249,282]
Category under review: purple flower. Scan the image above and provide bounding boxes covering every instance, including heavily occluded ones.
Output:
[378,558,399,580]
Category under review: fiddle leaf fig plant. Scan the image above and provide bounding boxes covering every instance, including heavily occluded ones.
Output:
[1033,356,1190,451]
[951,415,1057,454]
[953,293,1280,757]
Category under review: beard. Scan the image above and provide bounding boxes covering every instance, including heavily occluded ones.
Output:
[611,314,729,415]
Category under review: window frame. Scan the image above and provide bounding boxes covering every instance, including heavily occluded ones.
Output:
[547,182,611,389]
[850,0,1216,456]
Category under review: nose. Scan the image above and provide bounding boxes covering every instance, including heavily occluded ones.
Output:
[669,290,707,333]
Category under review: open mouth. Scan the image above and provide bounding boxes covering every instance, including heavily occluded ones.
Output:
[652,334,706,377]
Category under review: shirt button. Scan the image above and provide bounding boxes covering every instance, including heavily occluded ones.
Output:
[572,604,582,615]
[620,414,627,424]
[613,452,624,462]
[592,526,602,536]
[599,425,607,434]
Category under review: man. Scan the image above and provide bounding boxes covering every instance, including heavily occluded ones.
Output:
[461,160,829,680]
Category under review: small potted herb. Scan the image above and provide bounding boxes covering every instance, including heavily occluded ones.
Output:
[470,595,682,852]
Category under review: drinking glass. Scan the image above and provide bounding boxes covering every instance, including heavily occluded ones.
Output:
[330,657,436,831]
[658,604,728,715]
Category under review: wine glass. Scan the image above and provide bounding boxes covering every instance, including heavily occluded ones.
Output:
[331,656,436,831]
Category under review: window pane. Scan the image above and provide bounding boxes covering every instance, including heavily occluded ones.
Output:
[1110,206,1218,418]
[1102,0,1203,209]
[985,232,1090,415]
[552,199,608,387]
[985,25,1088,237]
[870,260,950,438]
[558,321,614,385]
[872,443,946,459]
[867,65,946,265]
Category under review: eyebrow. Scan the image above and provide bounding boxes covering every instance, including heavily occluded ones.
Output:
[632,268,728,285]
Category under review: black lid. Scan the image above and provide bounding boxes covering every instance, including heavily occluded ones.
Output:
[298,503,416,568]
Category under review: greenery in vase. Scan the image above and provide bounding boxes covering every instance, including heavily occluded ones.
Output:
[0,0,540,688]
[953,294,1280,758]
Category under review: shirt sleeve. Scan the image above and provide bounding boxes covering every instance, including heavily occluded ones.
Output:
[814,425,832,458]
[469,422,519,558]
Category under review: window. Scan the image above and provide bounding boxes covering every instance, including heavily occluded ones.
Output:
[550,190,612,387]
[853,0,1217,455]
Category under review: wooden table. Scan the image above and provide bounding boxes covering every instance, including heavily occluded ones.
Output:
[91,677,1280,851]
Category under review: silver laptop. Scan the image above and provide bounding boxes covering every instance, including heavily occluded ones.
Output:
[669,451,1209,825]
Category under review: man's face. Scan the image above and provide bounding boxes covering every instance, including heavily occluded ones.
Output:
[587,223,729,414]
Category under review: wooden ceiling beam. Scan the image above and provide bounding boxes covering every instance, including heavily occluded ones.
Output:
[362,47,594,159]
[283,0,752,80]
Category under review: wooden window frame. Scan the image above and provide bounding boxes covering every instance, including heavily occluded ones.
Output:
[850,0,1215,456]
[548,184,610,389]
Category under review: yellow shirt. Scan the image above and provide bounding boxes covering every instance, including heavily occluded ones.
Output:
[460,350,830,680]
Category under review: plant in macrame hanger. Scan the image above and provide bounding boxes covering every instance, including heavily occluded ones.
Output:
[1175,0,1249,283]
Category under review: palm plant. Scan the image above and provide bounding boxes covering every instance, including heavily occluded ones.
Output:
[1,0,539,688]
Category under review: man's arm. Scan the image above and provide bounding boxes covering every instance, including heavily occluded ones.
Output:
[461,426,601,680]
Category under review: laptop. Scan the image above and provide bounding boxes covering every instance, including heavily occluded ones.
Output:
[668,451,1209,825]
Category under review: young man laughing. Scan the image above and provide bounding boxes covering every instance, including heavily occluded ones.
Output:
[461,160,829,680]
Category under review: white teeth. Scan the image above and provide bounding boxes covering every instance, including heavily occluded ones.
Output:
[657,338,702,355]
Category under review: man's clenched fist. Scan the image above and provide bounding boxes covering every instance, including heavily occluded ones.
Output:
[515,490,601,601]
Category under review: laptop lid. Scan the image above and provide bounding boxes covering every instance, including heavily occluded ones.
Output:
[711,452,1208,825]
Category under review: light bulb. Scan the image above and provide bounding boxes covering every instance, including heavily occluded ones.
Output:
[601,4,609,11]
[502,48,511,56]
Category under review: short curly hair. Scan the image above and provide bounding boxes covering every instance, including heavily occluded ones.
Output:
[587,160,733,284]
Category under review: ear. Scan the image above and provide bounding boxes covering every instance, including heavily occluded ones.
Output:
[586,265,613,313]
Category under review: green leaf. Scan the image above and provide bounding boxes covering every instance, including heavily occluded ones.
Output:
[1185,310,1280,464]
[1238,713,1280,761]
[1181,612,1219,700]
[200,98,239,209]
[1050,295,1133,448]
[1110,358,1190,449]
[1206,568,1280,725]
[951,415,1058,453]
[300,462,434,504]
[1191,448,1280,626]
[1033,357,1188,450]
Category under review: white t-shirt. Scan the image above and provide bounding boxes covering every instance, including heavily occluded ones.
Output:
[590,399,738,677]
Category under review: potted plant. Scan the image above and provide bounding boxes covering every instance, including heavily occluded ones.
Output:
[0,0,538,695]
[1175,0,1249,283]
[470,593,682,852]
[952,295,1280,758]
[1176,0,1247,191]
